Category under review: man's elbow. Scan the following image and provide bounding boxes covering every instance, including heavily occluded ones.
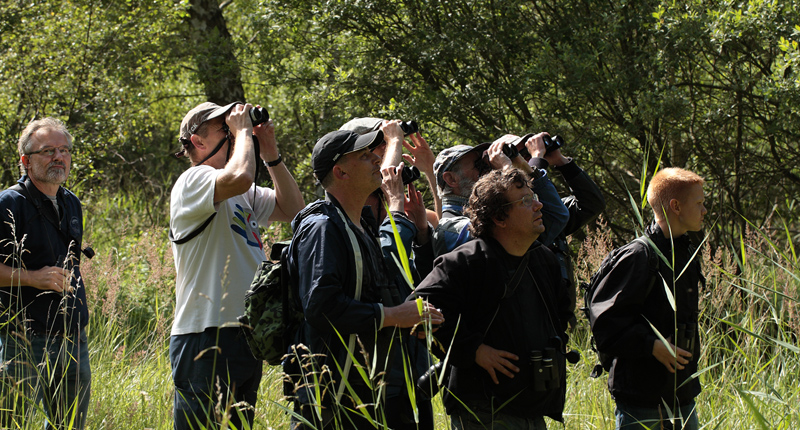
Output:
[220,169,256,195]
[281,197,305,220]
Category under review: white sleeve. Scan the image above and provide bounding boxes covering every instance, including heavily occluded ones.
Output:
[170,166,220,239]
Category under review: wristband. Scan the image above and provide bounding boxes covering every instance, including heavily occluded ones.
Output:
[265,154,282,167]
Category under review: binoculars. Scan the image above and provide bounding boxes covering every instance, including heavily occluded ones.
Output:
[676,323,697,356]
[529,347,561,392]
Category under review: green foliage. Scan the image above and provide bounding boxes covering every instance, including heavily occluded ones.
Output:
[0,0,195,225]
[2,0,799,248]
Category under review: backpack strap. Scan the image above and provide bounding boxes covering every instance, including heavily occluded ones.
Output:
[169,213,217,244]
[333,207,364,403]
[635,235,660,298]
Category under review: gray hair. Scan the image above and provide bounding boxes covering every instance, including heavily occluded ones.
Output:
[438,158,468,197]
[18,117,73,156]
[18,117,73,175]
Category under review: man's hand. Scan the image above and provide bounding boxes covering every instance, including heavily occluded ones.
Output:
[475,344,520,384]
[380,163,406,213]
[652,339,692,373]
[404,183,430,243]
[486,139,514,171]
[402,132,436,177]
[253,117,280,163]
[383,301,444,331]
[226,103,254,137]
[28,266,72,293]
[488,135,533,174]
[523,133,548,159]
[402,131,442,218]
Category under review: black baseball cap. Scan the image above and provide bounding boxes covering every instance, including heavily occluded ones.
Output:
[312,129,384,181]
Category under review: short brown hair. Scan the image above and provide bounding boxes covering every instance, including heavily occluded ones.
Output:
[646,167,705,219]
[466,168,530,239]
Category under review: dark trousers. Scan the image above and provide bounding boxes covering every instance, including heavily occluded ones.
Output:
[170,327,262,430]
[0,329,92,430]
[615,400,699,430]
[450,402,547,430]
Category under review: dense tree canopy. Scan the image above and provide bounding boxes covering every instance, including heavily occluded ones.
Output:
[1,0,798,249]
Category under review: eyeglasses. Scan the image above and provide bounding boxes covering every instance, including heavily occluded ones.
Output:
[503,193,539,208]
[28,146,72,157]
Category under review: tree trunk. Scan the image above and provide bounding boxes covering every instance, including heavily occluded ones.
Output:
[184,0,244,104]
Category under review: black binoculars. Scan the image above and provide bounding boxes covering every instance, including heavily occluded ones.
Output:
[416,361,445,399]
[249,106,270,126]
[529,347,561,392]
[400,120,419,136]
[518,134,565,159]
[401,165,421,185]
[676,323,697,356]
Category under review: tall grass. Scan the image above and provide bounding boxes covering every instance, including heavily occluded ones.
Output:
[5,190,797,428]
[571,218,800,429]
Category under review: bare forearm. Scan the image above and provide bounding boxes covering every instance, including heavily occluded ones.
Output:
[381,137,404,169]
[268,162,305,222]
[216,132,256,199]
[0,263,69,292]
[0,263,25,287]
[426,175,442,218]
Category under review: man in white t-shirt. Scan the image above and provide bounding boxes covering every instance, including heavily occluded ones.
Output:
[169,101,304,430]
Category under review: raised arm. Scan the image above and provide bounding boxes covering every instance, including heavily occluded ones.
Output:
[213,104,257,203]
[253,118,304,222]
[402,132,442,218]
[380,120,405,169]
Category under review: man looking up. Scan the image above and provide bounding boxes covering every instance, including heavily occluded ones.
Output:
[0,117,92,429]
[340,117,442,218]
[432,133,569,256]
[284,129,443,429]
[540,144,606,329]
[412,168,571,429]
[589,167,707,429]
[169,101,304,429]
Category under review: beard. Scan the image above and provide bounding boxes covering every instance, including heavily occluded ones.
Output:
[29,160,68,186]
[456,176,477,199]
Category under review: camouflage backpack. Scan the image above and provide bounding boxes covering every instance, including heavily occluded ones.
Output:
[239,241,303,365]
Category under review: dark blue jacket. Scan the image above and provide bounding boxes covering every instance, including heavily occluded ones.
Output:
[547,160,606,325]
[0,176,89,335]
[285,196,406,408]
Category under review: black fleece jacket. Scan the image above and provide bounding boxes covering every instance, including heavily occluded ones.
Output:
[412,237,571,421]
[591,222,704,407]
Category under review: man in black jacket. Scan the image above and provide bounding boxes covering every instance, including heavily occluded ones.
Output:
[590,167,706,429]
[543,148,606,328]
[412,168,571,429]
[0,118,92,429]
[285,129,443,430]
